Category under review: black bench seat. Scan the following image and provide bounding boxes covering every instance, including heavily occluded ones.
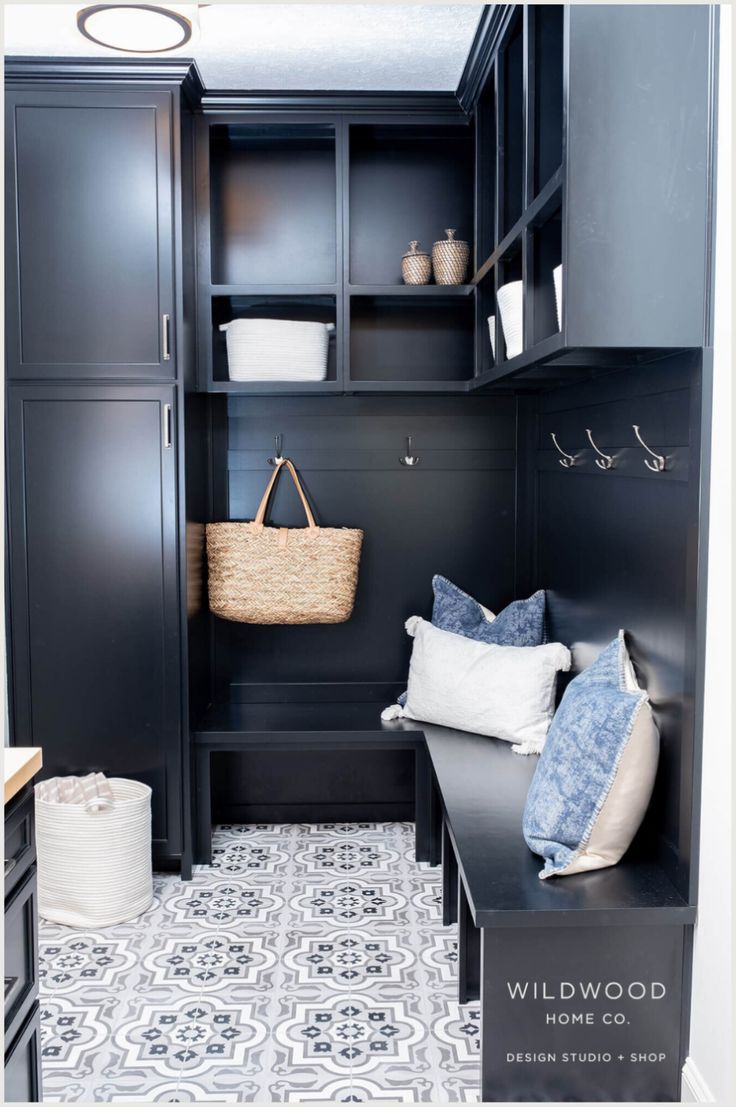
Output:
[423,725,697,1102]
[425,726,695,930]
[192,700,431,866]
[194,699,427,744]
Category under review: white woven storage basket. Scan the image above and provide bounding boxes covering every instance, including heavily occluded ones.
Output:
[35,778,153,928]
[553,264,563,330]
[487,314,496,359]
[497,279,524,359]
[220,318,335,382]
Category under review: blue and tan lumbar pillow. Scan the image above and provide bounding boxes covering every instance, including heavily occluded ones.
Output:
[390,576,546,710]
[523,630,659,879]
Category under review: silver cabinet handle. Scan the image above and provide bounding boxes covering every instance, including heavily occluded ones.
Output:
[162,313,171,361]
[163,403,172,449]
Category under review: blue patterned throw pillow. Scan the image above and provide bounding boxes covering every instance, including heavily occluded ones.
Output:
[431,576,546,646]
[394,579,546,708]
[522,631,659,879]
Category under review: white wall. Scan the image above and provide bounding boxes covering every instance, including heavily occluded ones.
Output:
[1,2,6,749]
[682,7,734,1103]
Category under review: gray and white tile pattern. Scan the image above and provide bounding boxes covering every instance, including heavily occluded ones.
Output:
[39,822,480,1102]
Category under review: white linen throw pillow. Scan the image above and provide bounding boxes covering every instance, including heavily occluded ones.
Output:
[383,617,571,754]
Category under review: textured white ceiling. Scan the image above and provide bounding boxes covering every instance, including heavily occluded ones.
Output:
[3,4,484,91]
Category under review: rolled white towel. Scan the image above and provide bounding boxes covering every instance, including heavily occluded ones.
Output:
[35,772,115,812]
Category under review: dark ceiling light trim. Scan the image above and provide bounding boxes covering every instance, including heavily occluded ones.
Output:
[76,5,193,55]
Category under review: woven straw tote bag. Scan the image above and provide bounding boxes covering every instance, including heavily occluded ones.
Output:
[206,458,363,624]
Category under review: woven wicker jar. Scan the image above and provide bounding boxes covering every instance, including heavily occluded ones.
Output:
[432,228,469,285]
[401,240,432,285]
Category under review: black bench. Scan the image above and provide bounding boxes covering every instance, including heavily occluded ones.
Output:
[192,701,437,865]
[424,726,696,1103]
[193,707,695,1102]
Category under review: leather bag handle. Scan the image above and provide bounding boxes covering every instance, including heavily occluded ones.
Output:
[253,458,317,529]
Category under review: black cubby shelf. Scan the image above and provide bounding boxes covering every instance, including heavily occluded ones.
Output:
[469,339,692,391]
[471,170,563,288]
[209,292,340,392]
[209,284,339,297]
[348,293,475,389]
[208,121,338,287]
[348,122,474,287]
[471,331,566,389]
[347,284,474,297]
[207,379,344,395]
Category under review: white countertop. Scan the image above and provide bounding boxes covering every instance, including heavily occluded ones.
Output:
[4,747,43,805]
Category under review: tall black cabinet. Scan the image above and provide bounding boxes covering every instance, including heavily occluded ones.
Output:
[4,67,197,872]
[5,386,182,857]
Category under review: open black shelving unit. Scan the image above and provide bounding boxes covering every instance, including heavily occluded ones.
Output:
[193,8,574,394]
[470,5,565,388]
[197,108,480,393]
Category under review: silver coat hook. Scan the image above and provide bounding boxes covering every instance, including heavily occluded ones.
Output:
[267,434,284,466]
[586,428,615,470]
[399,435,420,466]
[550,433,576,468]
[632,424,666,472]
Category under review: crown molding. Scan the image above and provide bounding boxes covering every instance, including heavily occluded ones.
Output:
[199,89,466,116]
[4,56,205,103]
[456,4,516,114]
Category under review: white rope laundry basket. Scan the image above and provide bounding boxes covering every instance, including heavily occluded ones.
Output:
[220,318,335,381]
[35,778,153,928]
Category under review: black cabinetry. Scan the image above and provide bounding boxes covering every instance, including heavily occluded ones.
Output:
[4,787,42,1104]
[196,112,477,392]
[4,64,195,874]
[471,4,716,387]
[6,386,183,862]
[5,88,177,380]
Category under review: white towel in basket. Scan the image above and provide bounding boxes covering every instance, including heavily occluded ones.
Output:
[35,772,114,813]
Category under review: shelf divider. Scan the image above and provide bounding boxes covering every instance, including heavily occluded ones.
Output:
[471,167,563,286]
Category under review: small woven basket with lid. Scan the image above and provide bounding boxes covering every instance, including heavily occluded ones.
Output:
[432,228,469,285]
[401,240,432,285]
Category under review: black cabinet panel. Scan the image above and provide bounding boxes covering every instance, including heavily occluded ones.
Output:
[7,386,182,857]
[5,90,174,378]
[4,868,37,1036]
[3,788,34,899]
[4,1002,41,1104]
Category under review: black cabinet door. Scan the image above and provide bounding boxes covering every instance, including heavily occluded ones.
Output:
[4,1003,41,1104]
[6,385,182,859]
[5,89,175,379]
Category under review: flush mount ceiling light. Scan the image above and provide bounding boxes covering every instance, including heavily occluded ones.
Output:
[76,4,196,54]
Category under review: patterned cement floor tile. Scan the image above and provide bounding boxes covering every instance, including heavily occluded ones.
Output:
[287,876,414,930]
[39,821,481,1103]
[160,878,287,932]
[290,821,415,840]
[291,838,408,879]
[267,1073,435,1102]
[281,927,417,995]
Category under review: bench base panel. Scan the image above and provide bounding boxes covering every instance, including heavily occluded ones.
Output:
[480,924,687,1102]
